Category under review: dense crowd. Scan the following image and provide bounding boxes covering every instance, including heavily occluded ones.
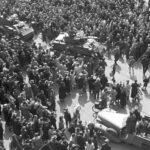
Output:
[0,0,150,150]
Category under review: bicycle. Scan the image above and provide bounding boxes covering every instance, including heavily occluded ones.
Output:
[92,100,107,119]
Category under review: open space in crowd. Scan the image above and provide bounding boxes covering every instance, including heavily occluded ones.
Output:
[0,0,150,150]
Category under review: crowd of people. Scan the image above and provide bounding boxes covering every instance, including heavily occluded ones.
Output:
[126,107,150,138]
[0,0,150,150]
[1,0,150,70]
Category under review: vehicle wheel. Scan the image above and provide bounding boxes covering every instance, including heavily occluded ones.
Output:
[92,105,99,113]
[106,128,118,136]
[106,128,121,143]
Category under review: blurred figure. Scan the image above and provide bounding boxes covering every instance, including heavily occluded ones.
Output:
[128,56,136,75]
[93,77,101,100]
[64,108,72,128]
[131,80,139,103]
[85,138,95,150]
[0,118,3,141]
[125,80,131,105]
[101,139,111,150]
[113,46,120,65]
[142,75,149,91]
[58,116,65,130]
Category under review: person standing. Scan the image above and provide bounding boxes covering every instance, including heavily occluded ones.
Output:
[58,80,66,102]
[49,112,57,130]
[113,45,120,65]
[125,80,131,106]
[120,86,127,109]
[58,116,65,130]
[76,131,85,150]
[93,78,101,100]
[77,73,84,96]
[131,80,139,102]
[88,75,95,95]
[72,107,80,126]
[0,118,3,141]
[64,75,71,95]
[111,63,116,82]
[100,74,108,90]
[74,62,83,78]
[142,75,149,91]
[128,56,136,75]
[64,108,72,128]
[126,112,137,134]
[141,56,149,77]
[110,86,117,105]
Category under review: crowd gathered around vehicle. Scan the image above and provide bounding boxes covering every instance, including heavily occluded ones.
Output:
[0,0,150,150]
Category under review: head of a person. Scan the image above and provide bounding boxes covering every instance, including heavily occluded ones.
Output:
[79,131,83,136]
[64,108,68,112]
[59,116,63,121]
[79,120,82,124]
[104,138,109,144]
[126,80,129,84]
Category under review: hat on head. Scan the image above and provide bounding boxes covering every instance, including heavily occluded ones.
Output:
[79,131,83,135]
[105,139,109,143]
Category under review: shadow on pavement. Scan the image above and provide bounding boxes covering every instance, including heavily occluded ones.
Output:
[89,94,96,104]
[116,64,121,73]
[70,89,78,100]
[130,75,137,81]
[134,62,142,69]
[57,100,68,113]
[57,90,79,113]
[143,90,150,99]
[78,92,88,106]
[3,125,11,140]
[119,57,125,63]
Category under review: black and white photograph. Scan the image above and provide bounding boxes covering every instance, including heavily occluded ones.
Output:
[0,0,150,150]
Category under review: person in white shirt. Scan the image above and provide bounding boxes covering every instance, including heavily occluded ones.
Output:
[69,133,76,147]
[55,54,67,77]
[74,61,84,78]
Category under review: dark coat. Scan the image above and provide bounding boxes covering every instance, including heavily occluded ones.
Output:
[64,77,71,93]
[0,122,3,140]
[64,111,71,122]
[59,82,66,99]
[88,77,95,90]
[76,135,85,150]
[120,89,126,108]
[77,77,84,89]
[116,84,121,100]
[131,83,139,98]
